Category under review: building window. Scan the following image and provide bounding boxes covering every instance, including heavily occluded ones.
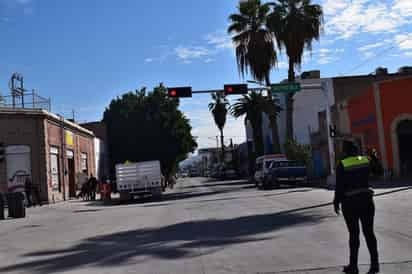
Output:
[81,153,88,174]
[50,147,61,192]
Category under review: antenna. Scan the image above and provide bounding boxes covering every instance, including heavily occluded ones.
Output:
[9,73,25,108]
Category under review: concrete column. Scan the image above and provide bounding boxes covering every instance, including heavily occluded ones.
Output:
[373,83,388,170]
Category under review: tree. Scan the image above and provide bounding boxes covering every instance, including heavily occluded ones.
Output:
[228,0,281,153]
[230,92,266,157]
[268,0,323,140]
[103,84,197,179]
[208,92,229,161]
[262,95,283,152]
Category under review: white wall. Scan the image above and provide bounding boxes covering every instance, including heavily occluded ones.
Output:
[293,78,335,145]
[94,138,108,179]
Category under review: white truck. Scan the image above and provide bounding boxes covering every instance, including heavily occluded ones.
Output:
[254,154,287,189]
[116,161,163,201]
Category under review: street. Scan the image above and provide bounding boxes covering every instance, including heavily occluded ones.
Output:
[1,178,412,274]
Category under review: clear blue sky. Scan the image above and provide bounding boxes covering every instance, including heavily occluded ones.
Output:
[0,0,411,148]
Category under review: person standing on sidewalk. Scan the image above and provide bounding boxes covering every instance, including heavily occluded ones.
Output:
[32,181,42,207]
[88,174,98,201]
[334,141,380,274]
[24,176,33,208]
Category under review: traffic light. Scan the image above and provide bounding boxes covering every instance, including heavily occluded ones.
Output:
[329,125,337,138]
[167,87,192,98]
[224,84,248,95]
[0,142,5,163]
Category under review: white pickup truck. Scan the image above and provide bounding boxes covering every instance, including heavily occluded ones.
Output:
[116,161,163,201]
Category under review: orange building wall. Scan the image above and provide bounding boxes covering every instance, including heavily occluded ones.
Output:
[379,78,412,169]
[347,87,380,154]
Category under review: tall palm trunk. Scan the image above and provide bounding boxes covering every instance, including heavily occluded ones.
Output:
[265,76,281,153]
[252,122,264,157]
[220,129,225,162]
[286,59,295,141]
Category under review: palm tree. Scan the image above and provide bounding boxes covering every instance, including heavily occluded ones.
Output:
[268,0,323,140]
[231,92,266,157]
[209,92,229,161]
[262,95,283,152]
[228,0,281,153]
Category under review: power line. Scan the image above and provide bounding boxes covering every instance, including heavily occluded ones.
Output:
[341,36,412,76]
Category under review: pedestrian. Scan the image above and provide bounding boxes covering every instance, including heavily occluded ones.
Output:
[88,174,98,201]
[334,141,380,274]
[32,182,42,207]
[24,176,33,208]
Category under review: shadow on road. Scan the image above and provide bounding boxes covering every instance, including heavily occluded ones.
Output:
[194,189,313,204]
[72,209,102,213]
[374,186,412,197]
[371,179,412,189]
[2,210,328,274]
[80,188,238,207]
[181,180,249,190]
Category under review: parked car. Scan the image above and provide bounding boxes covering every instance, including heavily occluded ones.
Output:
[223,169,238,180]
[254,154,287,188]
[264,160,307,189]
[204,170,211,177]
[210,168,221,179]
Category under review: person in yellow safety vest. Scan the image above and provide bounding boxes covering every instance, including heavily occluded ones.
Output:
[334,141,379,274]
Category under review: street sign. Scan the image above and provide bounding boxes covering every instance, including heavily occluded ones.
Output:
[271,83,301,94]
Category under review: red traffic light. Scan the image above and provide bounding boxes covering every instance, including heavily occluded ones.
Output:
[167,87,192,98]
[224,84,248,95]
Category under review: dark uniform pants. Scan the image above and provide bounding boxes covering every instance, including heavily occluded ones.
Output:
[342,193,379,267]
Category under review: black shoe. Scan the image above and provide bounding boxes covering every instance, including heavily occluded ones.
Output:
[343,265,359,274]
[367,265,380,274]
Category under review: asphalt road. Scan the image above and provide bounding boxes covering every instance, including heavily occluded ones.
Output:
[1,177,412,274]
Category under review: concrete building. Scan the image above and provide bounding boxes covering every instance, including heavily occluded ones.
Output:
[293,76,334,145]
[343,76,412,177]
[197,148,219,175]
[244,67,412,179]
[0,108,96,203]
[314,67,412,178]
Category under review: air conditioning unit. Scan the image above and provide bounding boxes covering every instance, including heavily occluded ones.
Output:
[398,66,412,74]
[375,67,388,75]
[301,70,320,79]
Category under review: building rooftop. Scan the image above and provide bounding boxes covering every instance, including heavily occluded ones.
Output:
[0,108,94,137]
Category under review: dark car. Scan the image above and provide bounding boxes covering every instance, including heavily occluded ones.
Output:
[263,160,307,189]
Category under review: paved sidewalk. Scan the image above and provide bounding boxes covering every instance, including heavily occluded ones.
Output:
[261,261,412,273]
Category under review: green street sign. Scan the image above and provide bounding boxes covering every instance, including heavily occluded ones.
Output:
[271,83,301,94]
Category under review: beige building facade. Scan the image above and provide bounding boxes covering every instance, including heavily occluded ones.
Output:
[0,108,95,203]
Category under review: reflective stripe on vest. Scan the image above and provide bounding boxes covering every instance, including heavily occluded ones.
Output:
[341,156,369,171]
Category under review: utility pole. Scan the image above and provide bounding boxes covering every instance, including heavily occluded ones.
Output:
[322,81,336,187]
[58,114,66,201]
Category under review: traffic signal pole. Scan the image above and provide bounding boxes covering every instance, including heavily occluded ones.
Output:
[191,87,265,95]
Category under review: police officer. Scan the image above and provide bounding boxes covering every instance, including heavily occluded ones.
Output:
[334,141,379,274]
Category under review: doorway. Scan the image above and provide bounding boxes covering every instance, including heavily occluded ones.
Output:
[67,150,76,198]
[397,120,412,177]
